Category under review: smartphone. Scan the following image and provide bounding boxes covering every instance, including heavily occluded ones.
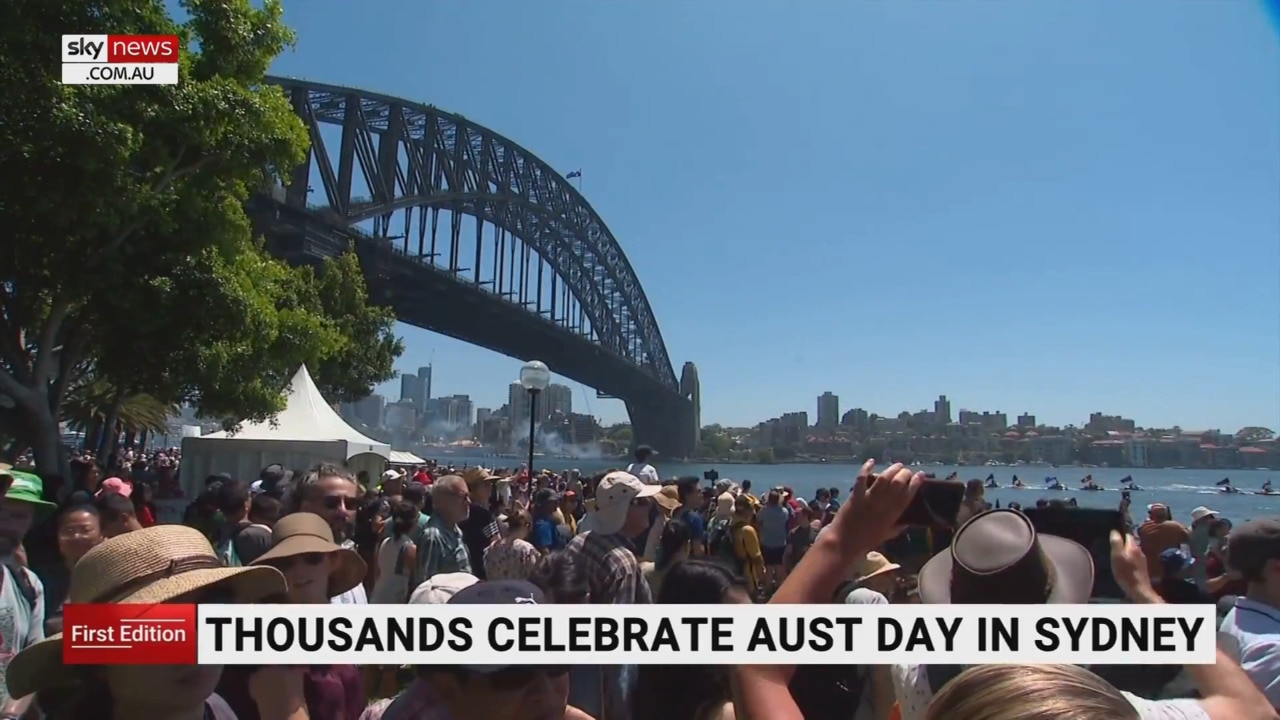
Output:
[873,477,965,527]
[1022,507,1125,600]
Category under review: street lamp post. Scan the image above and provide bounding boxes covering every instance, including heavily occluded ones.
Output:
[519,360,552,476]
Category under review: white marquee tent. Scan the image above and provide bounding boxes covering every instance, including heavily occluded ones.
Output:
[179,365,390,497]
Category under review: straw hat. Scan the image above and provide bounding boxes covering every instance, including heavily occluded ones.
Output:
[249,512,366,597]
[7,525,285,698]
[461,466,503,485]
[851,551,901,584]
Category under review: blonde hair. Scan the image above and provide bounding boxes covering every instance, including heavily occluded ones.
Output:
[924,664,1139,720]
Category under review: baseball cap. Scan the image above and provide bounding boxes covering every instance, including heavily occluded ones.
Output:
[447,580,548,673]
[96,477,133,499]
[1160,547,1194,576]
[1228,518,1280,579]
[409,572,479,605]
[592,471,661,535]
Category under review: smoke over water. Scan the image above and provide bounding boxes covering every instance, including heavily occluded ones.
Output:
[510,422,605,460]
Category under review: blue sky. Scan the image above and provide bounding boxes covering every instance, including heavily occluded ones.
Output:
[267,1,1280,432]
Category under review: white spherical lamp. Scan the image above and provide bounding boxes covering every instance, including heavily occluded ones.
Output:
[519,360,551,392]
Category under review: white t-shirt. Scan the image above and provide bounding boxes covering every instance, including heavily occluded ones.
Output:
[1219,596,1280,706]
[331,539,369,605]
[626,463,660,485]
[0,565,45,708]
[891,662,1210,720]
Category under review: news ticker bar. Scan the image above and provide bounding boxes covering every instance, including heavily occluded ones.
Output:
[62,603,1215,667]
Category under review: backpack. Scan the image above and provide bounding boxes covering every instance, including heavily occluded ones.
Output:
[217,524,270,567]
[4,562,38,619]
[708,521,742,572]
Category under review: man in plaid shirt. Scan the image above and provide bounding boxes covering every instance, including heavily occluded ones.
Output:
[563,471,662,720]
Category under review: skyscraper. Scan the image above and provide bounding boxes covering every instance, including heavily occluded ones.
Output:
[817,392,839,430]
[545,384,572,420]
[418,365,433,402]
[399,374,421,404]
[508,382,530,424]
[934,395,952,425]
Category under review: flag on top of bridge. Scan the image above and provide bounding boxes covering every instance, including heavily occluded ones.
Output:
[566,170,582,179]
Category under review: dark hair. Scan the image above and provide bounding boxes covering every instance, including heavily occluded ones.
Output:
[675,478,700,503]
[288,463,356,512]
[249,494,282,524]
[390,500,418,540]
[656,559,749,604]
[92,492,135,523]
[216,479,251,516]
[528,551,588,604]
[58,503,99,526]
[402,482,427,508]
[766,490,781,506]
[656,518,692,571]
[634,559,744,720]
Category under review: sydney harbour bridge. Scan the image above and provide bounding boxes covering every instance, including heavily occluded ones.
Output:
[248,77,700,458]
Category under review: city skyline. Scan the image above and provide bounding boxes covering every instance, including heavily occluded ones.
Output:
[280,1,1280,434]
[375,363,1276,434]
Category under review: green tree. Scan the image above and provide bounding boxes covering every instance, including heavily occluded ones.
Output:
[751,447,775,464]
[1236,427,1275,444]
[301,252,403,404]
[0,0,348,476]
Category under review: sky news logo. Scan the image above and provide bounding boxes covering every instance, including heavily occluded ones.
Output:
[61,34,180,85]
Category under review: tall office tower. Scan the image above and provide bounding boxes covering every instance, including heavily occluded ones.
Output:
[399,374,421,403]
[545,384,573,420]
[816,391,840,430]
[418,365,432,402]
[508,381,530,423]
[934,395,952,425]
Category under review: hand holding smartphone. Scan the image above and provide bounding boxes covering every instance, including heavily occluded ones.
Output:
[870,474,965,527]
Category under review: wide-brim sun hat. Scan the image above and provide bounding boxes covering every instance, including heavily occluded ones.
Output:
[7,524,285,699]
[917,508,1094,605]
[249,512,366,597]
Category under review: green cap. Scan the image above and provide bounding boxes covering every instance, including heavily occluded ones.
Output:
[1,469,56,509]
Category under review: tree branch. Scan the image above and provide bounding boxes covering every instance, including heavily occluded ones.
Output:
[31,298,70,391]
[96,148,213,258]
[48,324,90,418]
[0,287,32,384]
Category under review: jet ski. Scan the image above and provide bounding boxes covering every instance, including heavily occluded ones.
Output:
[985,481,999,489]
[1220,486,1242,494]
[1255,491,1280,496]
[1080,484,1105,492]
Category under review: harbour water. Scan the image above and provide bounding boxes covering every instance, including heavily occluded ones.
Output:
[429,455,1280,523]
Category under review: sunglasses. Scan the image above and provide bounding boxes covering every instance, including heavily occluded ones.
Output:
[268,552,328,570]
[484,665,570,691]
[322,495,358,511]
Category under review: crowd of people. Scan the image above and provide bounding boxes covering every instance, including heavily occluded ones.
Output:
[0,444,1278,720]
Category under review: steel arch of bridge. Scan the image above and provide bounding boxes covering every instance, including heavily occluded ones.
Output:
[267,76,678,393]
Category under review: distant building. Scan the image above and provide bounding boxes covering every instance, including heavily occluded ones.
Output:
[354,395,385,428]
[418,365,433,402]
[569,413,600,444]
[385,401,416,432]
[816,392,840,430]
[934,395,952,425]
[399,374,421,404]
[545,384,573,420]
[842,407,870,432]
[1017,413,1036,428]
[508,382,530,423]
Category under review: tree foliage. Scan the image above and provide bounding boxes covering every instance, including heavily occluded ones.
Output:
[1236,427,1276,444]
[0,0,400,474]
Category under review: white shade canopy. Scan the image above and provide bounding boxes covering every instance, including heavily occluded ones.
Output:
[179,365,390,498]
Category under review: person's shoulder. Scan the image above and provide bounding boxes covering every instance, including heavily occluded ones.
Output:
[1121,692,1210,720]
[564,706,596,720]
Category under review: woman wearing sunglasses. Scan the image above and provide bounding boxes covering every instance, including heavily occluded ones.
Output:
[218,513,370,720]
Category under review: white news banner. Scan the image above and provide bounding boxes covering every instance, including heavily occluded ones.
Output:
[196,603,1215,667]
